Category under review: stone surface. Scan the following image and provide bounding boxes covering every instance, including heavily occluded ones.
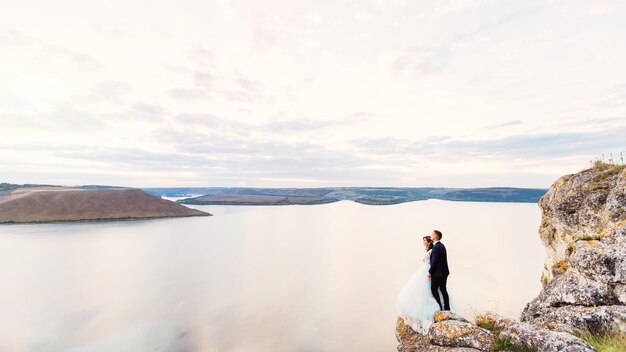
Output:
[396,316,429,352]
[499,321,594,352]
[521,164,626,336]
[473,313,515,334]
[428,320,495,351]
[534,165,626,285]
[396,317,482,352]
[434,311,471,324]
[525,305,626,335]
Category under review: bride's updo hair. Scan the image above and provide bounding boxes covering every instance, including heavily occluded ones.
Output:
[422,236,434,251]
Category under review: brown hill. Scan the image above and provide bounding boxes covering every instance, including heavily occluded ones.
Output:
[0,187,210,223]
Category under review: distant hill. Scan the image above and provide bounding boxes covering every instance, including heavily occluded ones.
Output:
[142,187,547,205]
[0,186,210,224]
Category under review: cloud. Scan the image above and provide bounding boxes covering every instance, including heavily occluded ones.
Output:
[460,128,626,158]
[486,120,522,129]
[194,72,215,89]
[168,69,265,103]
[172,112,369,136]
[352,124,626,160]
[3,1,626,188]
[392,43,447,74]
[597,84,626,107]
[88,80,133,103]
[175,113,247,132]
[168,87,208,101]
[130,103,168,121]
[0,108,109,132]
[0,29,104,72]
[189,47,214,65]
[261,115,366,134]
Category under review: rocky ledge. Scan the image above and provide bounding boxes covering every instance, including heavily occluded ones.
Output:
[396,163,626,351]
[521,163,626,336]
[397,312,594,352]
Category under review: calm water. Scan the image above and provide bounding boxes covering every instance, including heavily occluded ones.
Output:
[0,200,543,352]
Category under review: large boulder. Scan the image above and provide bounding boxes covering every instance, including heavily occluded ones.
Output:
[397,312,597,352]
[473,312,515,334]
[396,317,429,352]
[499,321,594,352]
[535,165,626,284]
[428,320,495,351]
[525,305,626,336]
[434,311,471,324]
[396,316,482,352]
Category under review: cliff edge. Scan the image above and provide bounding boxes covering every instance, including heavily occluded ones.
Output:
[396,163,626,351]
[521,163,626,335]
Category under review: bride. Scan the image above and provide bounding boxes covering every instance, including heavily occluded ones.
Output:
[396,235,455,334]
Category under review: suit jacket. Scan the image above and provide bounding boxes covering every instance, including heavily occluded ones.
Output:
[429,241,450,277]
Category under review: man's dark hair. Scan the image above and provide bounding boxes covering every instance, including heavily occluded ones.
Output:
[433,230,443,239]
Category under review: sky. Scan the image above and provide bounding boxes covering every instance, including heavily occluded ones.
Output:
[1,0,626,188]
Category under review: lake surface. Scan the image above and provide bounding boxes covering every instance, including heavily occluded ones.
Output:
[0,200,543,352]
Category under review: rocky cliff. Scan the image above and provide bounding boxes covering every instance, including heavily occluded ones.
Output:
[521,163,626,335]
[396,163,626,351]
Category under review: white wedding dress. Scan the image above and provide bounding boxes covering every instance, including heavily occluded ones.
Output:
[396,249,456,334]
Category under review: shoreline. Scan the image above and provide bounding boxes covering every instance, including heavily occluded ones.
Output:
[179,197,542,206]
[0,213,211,226]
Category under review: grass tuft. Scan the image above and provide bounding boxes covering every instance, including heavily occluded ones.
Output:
[578,332,626,352]
[478,322,494,331]
[494,337,535,352]
[592,161,625,172]
[577,235,602,241]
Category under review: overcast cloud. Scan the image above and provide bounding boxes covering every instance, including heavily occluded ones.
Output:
[1,0,626,187]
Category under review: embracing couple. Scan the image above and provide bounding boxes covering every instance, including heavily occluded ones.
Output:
[396,230,455,334]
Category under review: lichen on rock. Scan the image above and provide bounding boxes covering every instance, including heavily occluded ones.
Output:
[499,320,594,352]
[522,164,626,336]
[428,320,495,351]
[434,311,471,324]
[473,312,515,334]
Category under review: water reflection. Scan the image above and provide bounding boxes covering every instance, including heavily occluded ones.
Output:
[0,200,542,351]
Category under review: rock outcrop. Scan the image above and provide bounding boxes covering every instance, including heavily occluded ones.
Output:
[396,163,626,351]
[396,313,593,352]
[521,163,626,336]
[428,312,495,351]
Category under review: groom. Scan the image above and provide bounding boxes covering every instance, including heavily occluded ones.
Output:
[428,230,450,311]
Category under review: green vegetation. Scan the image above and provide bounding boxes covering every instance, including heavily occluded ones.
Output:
[592,160,625,173]
[0,183,20,191]
[577,235,602,241]
[165,187,548,206]
[578,332,626,352]
[590,162,625,195]
[478,322,494,331]
[0,183,60,191]
[494,337,535,352]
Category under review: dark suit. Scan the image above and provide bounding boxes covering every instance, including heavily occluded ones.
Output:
[429,241,450,310]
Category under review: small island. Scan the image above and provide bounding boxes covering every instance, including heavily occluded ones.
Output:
[0,184,210,224]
